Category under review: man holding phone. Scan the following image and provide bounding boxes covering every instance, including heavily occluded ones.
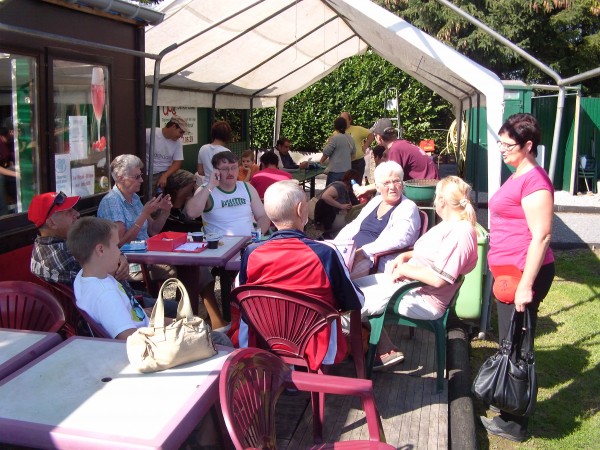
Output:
[184,151,270,237]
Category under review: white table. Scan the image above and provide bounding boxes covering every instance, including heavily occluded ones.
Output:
[124,235,250,320]
[0,337,232,450]
[0,328,62,381]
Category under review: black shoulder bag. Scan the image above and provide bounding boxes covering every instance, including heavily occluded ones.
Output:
[472,309,537,417]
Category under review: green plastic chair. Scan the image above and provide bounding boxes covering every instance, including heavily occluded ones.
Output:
[366,276,465,392]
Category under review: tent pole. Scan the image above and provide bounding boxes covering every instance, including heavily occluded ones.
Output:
[548,87,566,183]
[249,97,254,153]
[147,44,178,201]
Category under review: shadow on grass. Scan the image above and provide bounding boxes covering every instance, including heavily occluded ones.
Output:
[533,346,598,440]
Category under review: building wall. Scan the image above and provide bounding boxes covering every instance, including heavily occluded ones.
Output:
[0,0,146,254]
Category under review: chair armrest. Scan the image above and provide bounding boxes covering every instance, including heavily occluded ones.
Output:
[370,246,413,275]
[388,280,427,313]
[288,371,386,442]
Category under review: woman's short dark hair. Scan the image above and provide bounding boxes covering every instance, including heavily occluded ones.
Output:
[211,121,232,143]
[260,151,279,167]
[333,117,347,133]
[342,169,361,186]
[373,145,386,159]
[498,113,541,156]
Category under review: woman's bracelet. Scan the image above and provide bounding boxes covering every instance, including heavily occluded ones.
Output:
[132,223,141,229]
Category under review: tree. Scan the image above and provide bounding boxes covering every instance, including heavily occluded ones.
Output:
[376,0,600,94]
[251,51,453,152]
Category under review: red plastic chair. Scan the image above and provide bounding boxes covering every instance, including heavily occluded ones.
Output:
[35,280,82,337]
[220,348,395,449]
[36,281,111,338]
[76,306,112,338]
[369,209,429,275]
[366,276,465,392]
[0,281,66,332]
[231,285,366,443]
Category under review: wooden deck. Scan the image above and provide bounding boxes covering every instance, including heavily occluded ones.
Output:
[275,324,449,449]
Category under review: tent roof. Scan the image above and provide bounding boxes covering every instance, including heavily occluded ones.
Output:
[144,0,502,112]
[144,0,505,196]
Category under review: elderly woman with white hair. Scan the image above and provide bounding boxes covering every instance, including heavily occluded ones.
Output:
[98,154,172,245]
[98,154,230,331]
[335,160,421,278]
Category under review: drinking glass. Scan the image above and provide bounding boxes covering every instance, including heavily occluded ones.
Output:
[91,67,105,143]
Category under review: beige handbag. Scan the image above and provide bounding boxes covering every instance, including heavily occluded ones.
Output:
[126,278,216,373]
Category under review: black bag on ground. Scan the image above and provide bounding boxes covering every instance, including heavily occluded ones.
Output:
[472,309,537,417]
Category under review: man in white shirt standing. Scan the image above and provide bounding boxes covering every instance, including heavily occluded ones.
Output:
[146,116,196,220]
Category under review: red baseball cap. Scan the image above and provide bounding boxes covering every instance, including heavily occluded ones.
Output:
[28,192,80,228]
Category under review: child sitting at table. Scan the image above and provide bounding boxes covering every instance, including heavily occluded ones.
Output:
[68,217,149,340]
[238,149,259,182]
[68,217,233,345]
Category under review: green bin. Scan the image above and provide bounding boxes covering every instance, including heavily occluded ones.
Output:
[453,222,489,320]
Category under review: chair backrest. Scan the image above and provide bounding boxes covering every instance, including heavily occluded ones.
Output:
[0,281,66,332]
[76,307,112,338]
[220,348,290,450]
[35,279,83,337]
[41,282,107,338]
[231,285,340,370]
[417,208,429,236]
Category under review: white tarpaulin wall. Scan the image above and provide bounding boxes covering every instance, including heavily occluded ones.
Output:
[144,0,505,195]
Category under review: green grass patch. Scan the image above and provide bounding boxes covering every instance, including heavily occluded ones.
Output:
[471,249,600,449]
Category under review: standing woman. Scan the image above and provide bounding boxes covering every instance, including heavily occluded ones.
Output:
[480,113,555,442]
[320,117,356,185]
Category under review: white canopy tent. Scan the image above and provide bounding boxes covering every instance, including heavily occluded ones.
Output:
[144,0,505,196]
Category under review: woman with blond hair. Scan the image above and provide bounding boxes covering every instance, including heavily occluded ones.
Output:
[384,175,478,319]
[352,175,478,370]
[355,175,478,323]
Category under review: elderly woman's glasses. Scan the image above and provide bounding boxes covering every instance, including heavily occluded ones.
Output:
[381,179,402,188]
[43,191,67,224]
[496,140,520,151]
[126,174,143,180]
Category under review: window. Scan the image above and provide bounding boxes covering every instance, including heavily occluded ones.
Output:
[0,53,38,217]
[53,60,111,199]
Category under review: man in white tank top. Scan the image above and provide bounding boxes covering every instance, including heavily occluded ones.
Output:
[184,151,270,236]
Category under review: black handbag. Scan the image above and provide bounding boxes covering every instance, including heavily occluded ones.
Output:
[472,309,537,417]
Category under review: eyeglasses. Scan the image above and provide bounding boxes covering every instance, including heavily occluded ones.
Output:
[126,174,143,180]
[217,166,239,173]
[43,191,67,224]
[381,179,403,188]
[496,140,520,151]
[129,295,146,321]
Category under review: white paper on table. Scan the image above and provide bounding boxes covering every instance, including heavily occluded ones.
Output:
[71,165,95,197]
[68,116,88,161]
[175,242,207,252]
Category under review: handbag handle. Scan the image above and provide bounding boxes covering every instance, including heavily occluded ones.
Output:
[519,309,535,362]
[503,309,534,359]
[150,278,194,327]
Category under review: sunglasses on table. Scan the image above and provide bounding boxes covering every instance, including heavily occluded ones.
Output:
[43,191,67,224]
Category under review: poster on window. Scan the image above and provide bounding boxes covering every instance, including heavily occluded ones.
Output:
[71,165,95,197]
[68,116,88,161]
[55,153,72,195]
[159,106,197,145]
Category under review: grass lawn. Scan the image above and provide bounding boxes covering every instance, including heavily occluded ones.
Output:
[470,248,600,449]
